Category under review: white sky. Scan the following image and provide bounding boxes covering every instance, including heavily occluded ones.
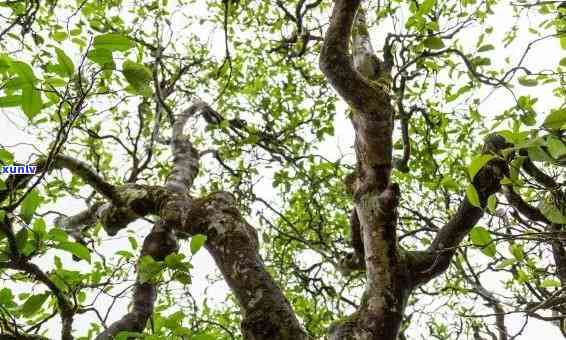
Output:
[1,0,565,338]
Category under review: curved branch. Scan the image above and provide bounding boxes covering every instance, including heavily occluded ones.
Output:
[54,202,104,241]
[521,153,559,189]
[502,185,549,223]
[52,155,119,202]
[163,192,307,339]
[409,135,509,285]
[95,220,177,340]
[0,155,118,209]
[165,100,208,194]
[1,259,74,340]
[319,0,391,118]
[85,188,305,339]
[516,153,566,286]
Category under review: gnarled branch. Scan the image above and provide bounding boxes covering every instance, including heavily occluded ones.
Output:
[409,135,509,285]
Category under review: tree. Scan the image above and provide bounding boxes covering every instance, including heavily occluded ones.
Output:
[0,0,565,339]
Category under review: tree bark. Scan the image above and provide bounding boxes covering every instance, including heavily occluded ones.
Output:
[320,1,412,338]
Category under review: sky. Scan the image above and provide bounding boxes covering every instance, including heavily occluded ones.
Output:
[0,0,565,338]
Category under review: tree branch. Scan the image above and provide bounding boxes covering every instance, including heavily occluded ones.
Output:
[51,155,119,203]
[502,185,549,223]
[95,220,177,340]
[521,154,560,189]
[54,202,104,241]
[1,259,75,340]
[165,100,208,194]
[319,0,392,121]
[409,135,509,285]
[162,192,307,339]
[321,2,410,339]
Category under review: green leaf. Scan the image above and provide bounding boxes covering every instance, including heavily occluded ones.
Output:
[541,279,561,288]
[509,243,524,261]
[11,61,36,84]
[122,60,152,91]
[423,37,445,49]
[57,241,91,262]
[472,57,491,66]
[527,146,553,162]
[543,109,566,131]
[32,218,46,239]
[48,228,68,243]
[440,176,459,191]
[509,156,526,182]
[128,236,138,250]
[15,227,28,251]
[0,95,21,108]
[560,57,566,67]
[417,0,436,15]
[190,234,207,254]
[20,293,48,317]
[477,44,495,52]
[138,255,166,283]
[496,258,516,269]
[517,268,529,283]
[466,184,481,208]
[54,48,74,78]
[173,271,191,285]
[21,85,42,119]
[87,48,115,69]
[192,334,216,340]
[93,33,134,52]
[487,194,497,213]
[0,149,13,163]
[52,31,67,42]
[20,190,42,223]
[9,62,42,118]
[546,136,566,159]
[518,76,538,87]
[116,250,134,259]
[540,199,566,224]
[8,62,42,119]
[468,154,493,179]
[0,54,12,72]
[45,77,66,88]
[0,288,13,305]
[469,226,495,257]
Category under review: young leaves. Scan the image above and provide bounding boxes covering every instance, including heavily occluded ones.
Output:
[56,241,91,263]
[20,190,42,223]
[54,48,75,78]
[20,293,49,318]
[122,60,152,96]
[87,48,115,69]
[423,37,445,50]
[190,234,207,255]
[543,108,566,131]
[93,33,134,52]
[540,197,566,224]
[469,226,496,257]
[88,33,133,70]
[0,95,21,108]
[10,61,42,119]
[466,184,481,208]
[468,154,494,179]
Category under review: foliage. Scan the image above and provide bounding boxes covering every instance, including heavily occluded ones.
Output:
[0,0,565,339]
